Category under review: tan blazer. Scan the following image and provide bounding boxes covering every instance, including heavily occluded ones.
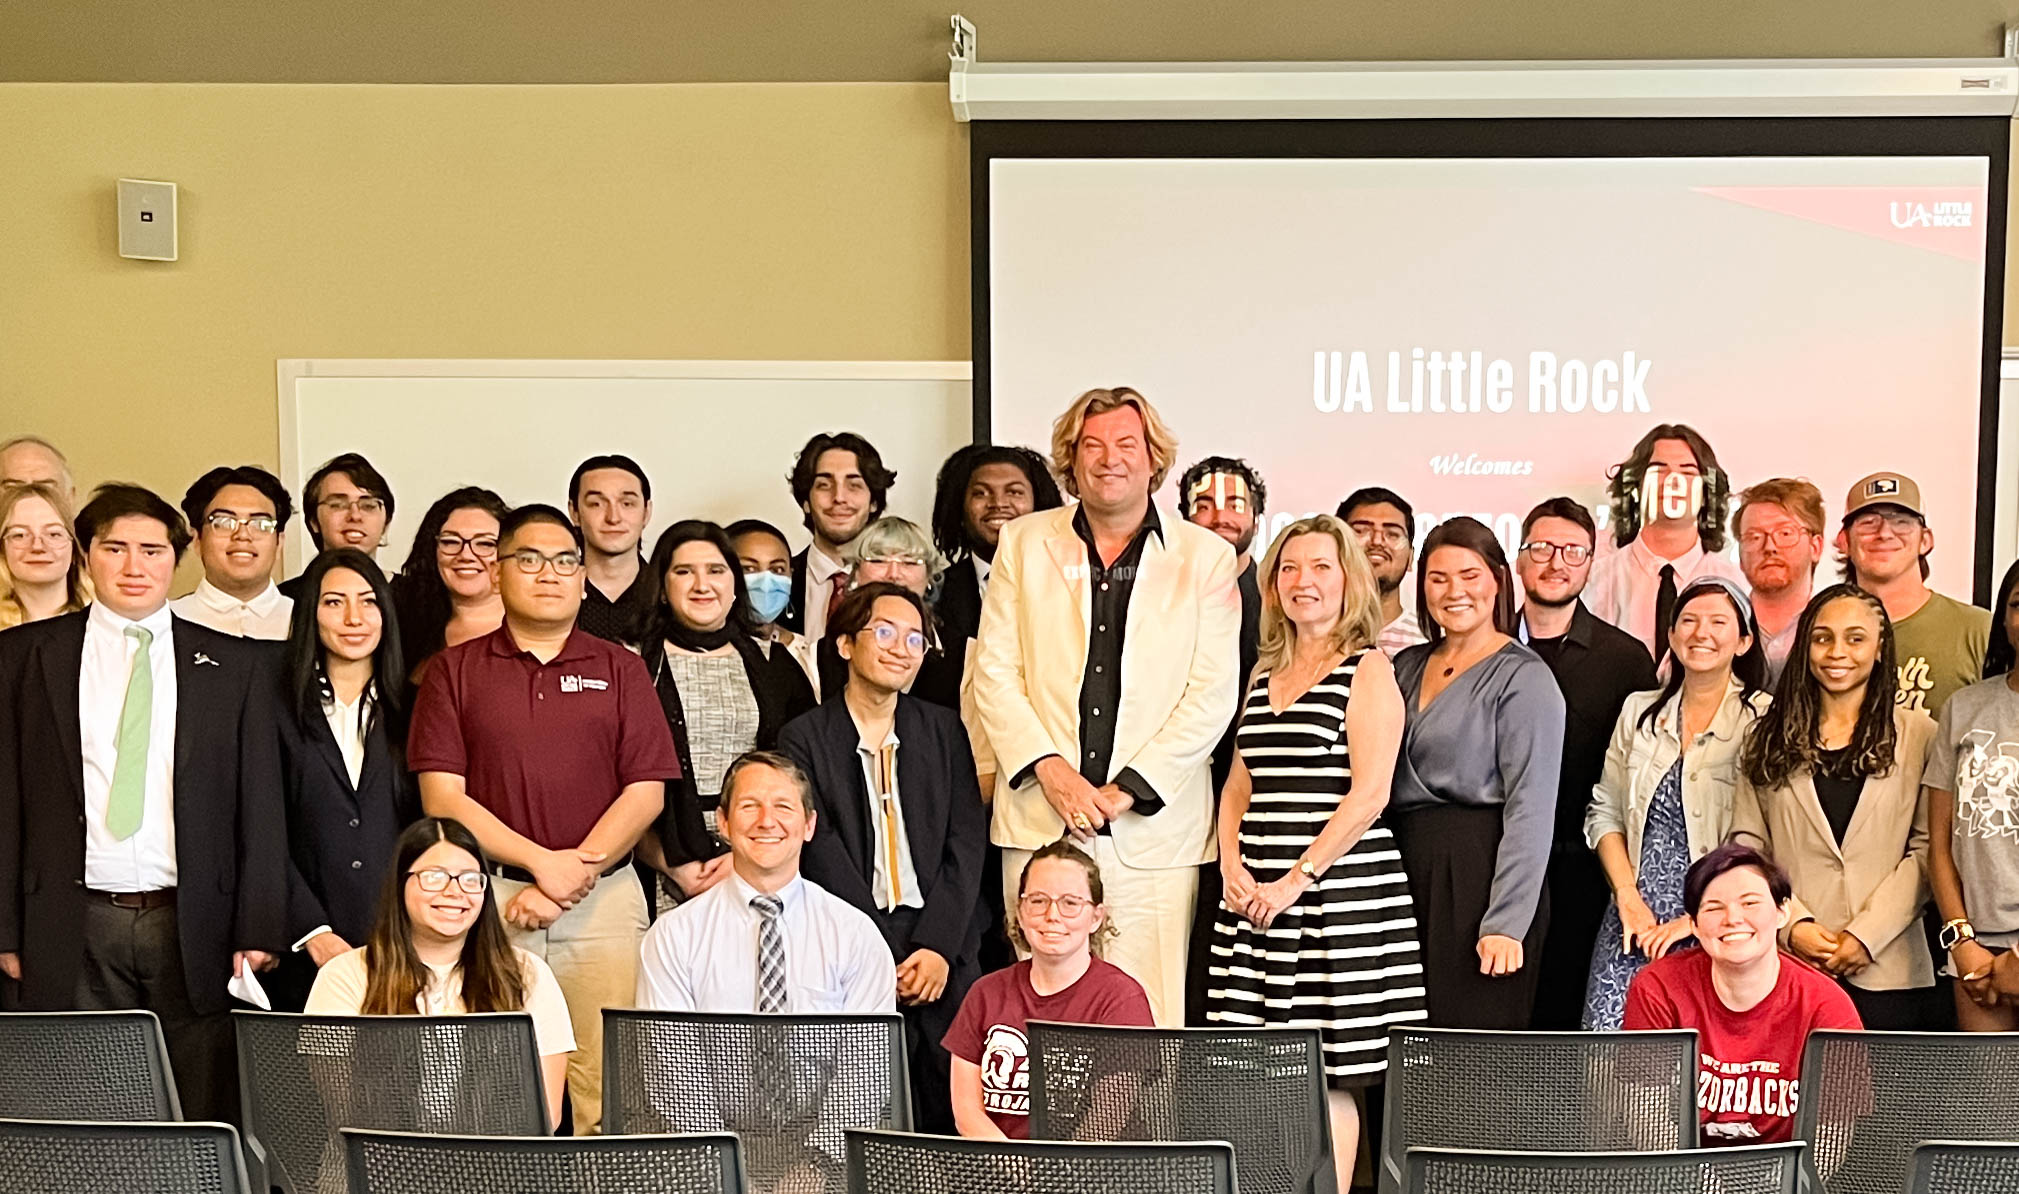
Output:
[1731,707,1937,991]
[973,505,1241,869]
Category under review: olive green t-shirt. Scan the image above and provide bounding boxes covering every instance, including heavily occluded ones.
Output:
[1892,591,1991,718]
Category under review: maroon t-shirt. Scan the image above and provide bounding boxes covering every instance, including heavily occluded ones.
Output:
[1624,948,1862,1146]
[407,625,680,850]
[942,958,1154,1138]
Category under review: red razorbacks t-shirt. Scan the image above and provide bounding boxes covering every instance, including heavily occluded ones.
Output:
[1624,948,1862,1146]
[942,958,1154,1138]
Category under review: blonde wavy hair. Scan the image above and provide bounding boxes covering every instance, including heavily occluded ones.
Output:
[1048,387,1179,499]
[1254,514,1382,677]
[0,481,92,630]
[847,515,948,590]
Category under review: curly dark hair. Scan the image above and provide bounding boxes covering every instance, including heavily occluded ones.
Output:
[1175,456,1268,520]
[1742,584,1900,790]
[787,433,895,536]
[1604,424,1731,552]
[929,444,1063,561]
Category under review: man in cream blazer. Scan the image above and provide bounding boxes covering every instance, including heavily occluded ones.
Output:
[974,387,1240,1024]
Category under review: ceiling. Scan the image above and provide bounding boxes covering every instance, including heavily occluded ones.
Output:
[2,0,2014,85]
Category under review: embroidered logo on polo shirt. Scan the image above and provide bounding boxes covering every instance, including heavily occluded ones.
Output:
[558,675,609,693]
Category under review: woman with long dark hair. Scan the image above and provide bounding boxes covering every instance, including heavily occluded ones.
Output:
[630,520,815,906]
[1733,584,1939,1029]
[275,549,419,1004]
[390,486,510,683]
[1582,576,1769,1029]
[306,817,574,1127]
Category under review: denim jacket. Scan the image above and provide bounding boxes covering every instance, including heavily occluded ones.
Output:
[1584,678,1768,869]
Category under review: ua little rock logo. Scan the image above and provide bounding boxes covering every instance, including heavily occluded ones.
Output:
[558,675,609,693]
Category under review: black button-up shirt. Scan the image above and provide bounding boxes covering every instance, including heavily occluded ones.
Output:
[1522,600,1658,853]
[1070,503,1165,817]
[577,556,650,645]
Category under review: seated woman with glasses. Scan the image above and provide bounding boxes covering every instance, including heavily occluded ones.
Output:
[815,517,965,713]
[306,816,575,1128]
[943,840,1153,1140]
[390,486,510,687]
[0,481,91,629]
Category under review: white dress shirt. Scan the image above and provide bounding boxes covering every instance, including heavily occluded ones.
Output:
[1585,535,1748,657]
[1377,606,1426,658]
[171,578,293,640]
[851,717,923,912]
[635,871,895,1013]
[325,689,369,788]
[802,547,849,652]
[972,553,992,600]
[79,602,179,892]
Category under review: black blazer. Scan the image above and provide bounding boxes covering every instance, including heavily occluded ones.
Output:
[778,696,987,966]
[815,629,966,716]
[932,559,984,647]
[782,549,810,634]
[276,679,418,947]
[0,611,289,1015]
[647,635,816,866]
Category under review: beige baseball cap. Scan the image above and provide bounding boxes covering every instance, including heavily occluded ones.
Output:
[1843,472,1923,520]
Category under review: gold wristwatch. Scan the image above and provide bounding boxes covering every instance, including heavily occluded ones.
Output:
[1297,858,1320,881]
[1940,918,1977,951]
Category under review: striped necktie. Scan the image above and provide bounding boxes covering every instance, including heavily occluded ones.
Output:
[751,894,787,1013]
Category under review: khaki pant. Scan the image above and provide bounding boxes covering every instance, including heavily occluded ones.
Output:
[497,867,649,1134]
[1003,839,1197,1027]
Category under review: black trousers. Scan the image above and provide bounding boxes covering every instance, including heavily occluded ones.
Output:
[1531,846,1609,1030]
[75,899,237,1124]
[1390,805,1549,1030]
[873,906,976,1136]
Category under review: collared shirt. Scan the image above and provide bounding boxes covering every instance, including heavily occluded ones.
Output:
[634,871,895,1013]
[577,557,650,645]
[1377,606,1426,658]
[1756,615,1802,690]
[407,624,680,850]
[1070,504,1164,813]
[1520,601,1659,854]
[972,554,993,601]
[1585,536,1748,658]
[324,689,369,788]
[803,546,850,650]
[851,714,923,912]
[79,602,179,892]
[170,578,292,641]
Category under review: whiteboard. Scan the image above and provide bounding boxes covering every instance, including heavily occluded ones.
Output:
[277,360,972,574]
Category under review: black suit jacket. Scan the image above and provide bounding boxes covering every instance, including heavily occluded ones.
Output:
[277,681,417,947]
[778,696,987,966]
[0,611,289,1015]
[932,559,984,648]
[782,549,810,635]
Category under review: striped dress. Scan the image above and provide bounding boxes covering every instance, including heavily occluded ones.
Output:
[1205,649,1427,1087]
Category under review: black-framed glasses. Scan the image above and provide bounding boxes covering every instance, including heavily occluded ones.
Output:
[1019,892,1093,917]
[205,512,280,537]
[320,496,386,517]
[436,533,499,559]
[509,548,583,576]
[865,621,928,655]
[407,868,488,894]
[1739,525,1809,551]
[1519,541,1592,566]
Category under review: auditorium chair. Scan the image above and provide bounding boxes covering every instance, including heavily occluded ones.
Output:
[0,1117,250,1193]
[1796,1029,2019,1194]
[1026,1020,1334,1194]
[1905,1141,2019,1194]
[1400,1142,1804,1194]
[845,1128,1237,1194]
[0,1009,180,1121]
[1378,1026,1698,1194]
[341,1128,744,1194]
[235,1011,545,1194]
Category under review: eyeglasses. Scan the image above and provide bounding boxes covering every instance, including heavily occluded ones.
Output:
[1,526,70,549]
[1348,521,1409,547]
[865,622,928,655]
[861,555,927,569]
[205,512,280,537]
[1850,511,1923,539]
[1519,541,1592,566]
[509,549,583,576]
[1019,892,1093,917]
[1739,525,1809,551]
[436,533,499,559]
[407,868,489,894]
[319,496,386,518]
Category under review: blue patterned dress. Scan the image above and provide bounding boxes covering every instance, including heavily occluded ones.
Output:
[1582,758,1695,1030]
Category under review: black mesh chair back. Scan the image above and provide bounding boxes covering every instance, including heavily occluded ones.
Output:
[342,1128,744,1194]
[235,1011,545,1194]
[0,1010,181,1120]
[1906,1141,2019,1194]
[846,1129,1237,1194]
[1379,1027,1698,1194]
[1026,1020,1332,1194]
[603,1009,909,1194]
[1796,1030,2019,1194]
[1400,1144,1804,1194]
[0,1118,250,1194]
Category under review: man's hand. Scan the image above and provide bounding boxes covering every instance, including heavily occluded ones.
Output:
[1789,920,1839,966]
[0,952,22,981]
[1822,932,1873,977]
[1477,935,1524,977]
[305,932,353,968]
[233,950,276,978]
[1090,783,1135,823]
[528,848,604,907]
[505,886,565,931]
[670,854,733,899]
[896,949,951,1005]
[1034,757,1106,842]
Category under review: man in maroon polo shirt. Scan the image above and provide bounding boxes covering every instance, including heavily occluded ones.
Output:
[409,504,678,1134]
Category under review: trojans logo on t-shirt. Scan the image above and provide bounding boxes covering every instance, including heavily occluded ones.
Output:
[979,1024,1030,1117]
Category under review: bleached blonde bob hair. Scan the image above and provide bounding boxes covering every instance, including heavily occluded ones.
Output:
[1254,514,1383,677]
[1048,387,1180,499]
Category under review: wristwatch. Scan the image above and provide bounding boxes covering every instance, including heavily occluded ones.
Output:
[1940,918,1977,951]
[1297,859,1320,881]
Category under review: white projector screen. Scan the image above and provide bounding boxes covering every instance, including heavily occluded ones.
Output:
[981,121,2004,599]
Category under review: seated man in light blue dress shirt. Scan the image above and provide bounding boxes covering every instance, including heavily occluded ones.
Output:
[636,750,895,1013]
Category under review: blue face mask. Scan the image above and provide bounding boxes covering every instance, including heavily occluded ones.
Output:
[744,571,792,624]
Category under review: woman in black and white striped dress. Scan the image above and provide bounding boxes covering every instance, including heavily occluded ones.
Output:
[1206,514,1427,1189]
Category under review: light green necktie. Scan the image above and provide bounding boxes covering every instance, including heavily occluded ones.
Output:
[105,625,153,841]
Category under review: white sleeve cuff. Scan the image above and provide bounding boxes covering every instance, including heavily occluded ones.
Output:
[292,926,333,953]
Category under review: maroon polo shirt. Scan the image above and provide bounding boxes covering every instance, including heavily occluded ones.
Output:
[407,624,680,851]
